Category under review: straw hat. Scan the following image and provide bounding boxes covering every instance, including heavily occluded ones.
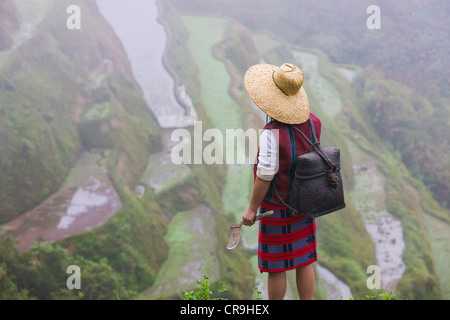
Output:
[244,63,310,124]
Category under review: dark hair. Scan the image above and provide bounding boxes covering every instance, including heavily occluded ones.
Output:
[266,114,277,124]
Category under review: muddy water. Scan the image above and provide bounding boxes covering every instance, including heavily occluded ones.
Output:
[96,0,197,129]
[0,2,127,251]
[1,152,122,251]
[316,264,353,299]
[351,157,406,290]
[337,61,406,291]
[96,0,195,197]
[96,1,220,296]
[139,150,192,195]
[337,67,356,82]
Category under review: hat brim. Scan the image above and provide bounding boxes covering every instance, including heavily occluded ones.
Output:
[244,64,310,124]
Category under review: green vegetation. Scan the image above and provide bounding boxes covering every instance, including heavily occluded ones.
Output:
[0,0,168,299]
[138,205,219,299]
[362,78,450,215]
[1,0,448,301]
[0,0,162,223]
[168,0,450,214]
[349,290,400,301]
[170,3,447,298]
[178,275,401,301]
[151,4,257,300]
[0,237,135,300]
[178,276,227,300]
[181,16,243,133]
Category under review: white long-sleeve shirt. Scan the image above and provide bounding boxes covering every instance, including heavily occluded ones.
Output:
[256,129,279,181]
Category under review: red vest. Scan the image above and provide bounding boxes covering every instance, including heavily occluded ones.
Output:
[254,113,322,208]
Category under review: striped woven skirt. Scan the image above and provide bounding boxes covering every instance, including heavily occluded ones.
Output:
[258,207,317,273]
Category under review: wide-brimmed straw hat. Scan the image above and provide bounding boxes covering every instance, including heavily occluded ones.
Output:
[244,63,310,124]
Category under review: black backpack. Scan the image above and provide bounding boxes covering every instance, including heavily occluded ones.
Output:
[276,118,346,218]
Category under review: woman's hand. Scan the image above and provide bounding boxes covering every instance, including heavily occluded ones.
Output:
[243,208,257,226]
[243,177,271,226]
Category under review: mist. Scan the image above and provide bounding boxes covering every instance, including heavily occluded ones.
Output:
[0,0,448,302]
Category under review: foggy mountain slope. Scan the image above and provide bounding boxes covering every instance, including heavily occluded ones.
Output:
[0,0,173,299]
[0,0,20,50]
[156,1,447,299]
[168,0,450,95]
[251,35,443,300]
[0,0,162,224]
[0,0,447,300]
[163,0,449,299]
[154,11,372,299]
[1,0,255,300]
[168,0,450,214]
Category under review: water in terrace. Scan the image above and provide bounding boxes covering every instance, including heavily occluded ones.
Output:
[96,0,197,129]
[96,0,196,196]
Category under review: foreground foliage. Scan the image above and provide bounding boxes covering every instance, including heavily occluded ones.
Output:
[178,276,402,301]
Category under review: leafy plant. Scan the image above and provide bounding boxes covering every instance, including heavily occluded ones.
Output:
[379,290,399,300]
[179,276,404,301]
[253,281,263,300]
[348,289,400,300]
[178,276,228,300]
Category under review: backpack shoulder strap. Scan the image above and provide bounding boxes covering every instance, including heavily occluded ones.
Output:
[308,117,319,144]
[290,118,336,171]
[290,118,319,149]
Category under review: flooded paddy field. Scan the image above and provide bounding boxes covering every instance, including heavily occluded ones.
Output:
[1,151,122,251]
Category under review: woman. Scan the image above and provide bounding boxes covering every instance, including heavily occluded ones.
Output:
[243,63,321,300]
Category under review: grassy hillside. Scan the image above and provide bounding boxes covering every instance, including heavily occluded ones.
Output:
[166,0,448,300]
[1,0,256,300]
[165,10,375,299]
[0,0,169,299]
[168,0,450,213]
[1,0,447,300]
[0,0,162,224]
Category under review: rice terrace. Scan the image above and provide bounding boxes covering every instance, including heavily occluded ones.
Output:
[0,0,448,303]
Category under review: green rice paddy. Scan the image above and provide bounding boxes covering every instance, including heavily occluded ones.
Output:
[181,15,255,244]
[292,51,343,118]
[181,16,242,132]
[138,204,219,299]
